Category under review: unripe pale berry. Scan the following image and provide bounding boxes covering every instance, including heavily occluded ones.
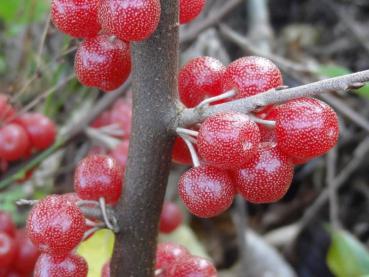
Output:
[159,201,183,234]
[75,35,131,92]
[74,155,123,205]
[178,56,226,108]
[26,195,85,256]
[180,0,206,24]
[171,255,217,277]
[99,0,161,41]
[34,253,88,277]
[197,112,260,169]
[178,165,235,218]
[0,124,30,161]
[274,98,339,160]
[224,56,283,100]
[155,242,190,276]
[233,144,294,203]
[51,0,101,38]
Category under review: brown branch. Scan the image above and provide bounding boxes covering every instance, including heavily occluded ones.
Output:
[178,69,369,127]
[110,0,179,276]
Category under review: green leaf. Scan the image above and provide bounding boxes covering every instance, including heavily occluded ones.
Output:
[77,229,115,277]
[317,65,352,78]
[327,229,369,277]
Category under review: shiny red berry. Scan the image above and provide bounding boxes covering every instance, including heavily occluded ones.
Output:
[74,155,123,205]
[110,140,129,170]
[12,230,40,274]
[99,0,161,41]
[233,144,294,203]
[0,124,30,161]
[26,195,85,256]
[51,0,100,38]
[274,98,339,160]
[159,202,183,234]
[180,0,206,24]
[156,242,190,276]
[75,35,131,92]
[178,56,226,108]
[224,56,283,100]
[16,113,57,150]
[0,211,16,237]
[171,255,217,277]
[0,95,15,123]
[178,165,235,218]
[34,253,88,277]
[172,137,193,165]
[0,232,16,268]
[197,112,260,169]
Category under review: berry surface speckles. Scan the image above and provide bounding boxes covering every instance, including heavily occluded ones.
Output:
[197,112,260,169]
[233,144,294,204]
[99,0,161,41]
[274,98,339,160]
[75,35,131,92]
[74,155,123,204]
[0,124,30,161]
[51,0,101,38]
[171,255,217,277]
[224,56,283,100]
[180,0,206,24]
[178,165,235,218]
[26,195,85,257]
[34,253,88,277]
[155,242,190,275]
[178,56,226,108]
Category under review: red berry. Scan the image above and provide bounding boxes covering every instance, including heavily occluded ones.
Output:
[74,155,123,205]
[178,57,226,108]
[12,230,40,274]
[156,242,190,276]
[171,255,217,277]
[0,95,15,123]
[197,112,260,169]
[180,0,206,24]
[34,253,88,277]
[16,113,57,150]
[0,211,16,237]
[101,261,110,277]
[224,56,283,100]
[51,0,100,38]
[26,195,85,256]
[75,35,131,92]
[91,111,112,129]
[0,124,30,161]
[109,99,132,139]
[274,98,339,160]
[0,232,16,268]
[233,144,294,203]
[110,140,129,170]
[98,0,161,41]
[172,137,193,165]
[159,202,183,234]
[178,165,235,218]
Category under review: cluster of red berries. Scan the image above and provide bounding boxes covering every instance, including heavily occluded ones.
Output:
[175,56,340,217]
[25,154,123,276]
[51,0,206,92]
[0,95,56,172]
[0,211,40,277]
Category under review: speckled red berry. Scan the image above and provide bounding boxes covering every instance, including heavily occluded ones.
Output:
[274,98,339,160]
[180,0,206,24]
[178,56,226,108]
[224,56,283,100]
[16,113,57,150]
[0,211,16,238]
[110,140,129,170]
[34,253,88,277]
[155,242,190,276]
[172,137,193,165]
[0,232,16,268]
[0,95,15,123]
[197,112,260,169]
[178,165,235,218]
[51,0,100,38]
[26,195,85,256]
[99,0,161,41]
[75,35,131,92]
[159,202,183,234]
[172,255,217,277]
[74,155,123,205]
[233,144,294,203]
[12,230,40,274]
[0,124,30,161]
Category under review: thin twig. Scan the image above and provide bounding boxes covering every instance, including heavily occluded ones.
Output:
[181,135,200,167]
[196,90,236,109]
[326,147,340,229]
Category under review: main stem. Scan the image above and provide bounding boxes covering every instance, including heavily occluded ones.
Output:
[111,1,179,276]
